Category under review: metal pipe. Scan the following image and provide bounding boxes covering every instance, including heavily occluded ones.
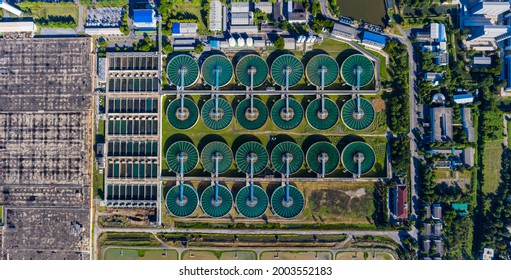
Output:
[356,66,362,116]
[179,152,184,203]
[179,67,185,91]
[214,181,219,205]
[321,154,326,178]
[249,154,254,204]
[357,154,362,178]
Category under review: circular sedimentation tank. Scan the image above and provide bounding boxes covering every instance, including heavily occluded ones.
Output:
[167,55,199,88]
[270,54,303,88]
[166,141,199,174]
[201,97,233,130]
[305,54,339,88]
[235,184,268,218]
[271,184,305,219]
[235,141,268,175]
[166,183,199,217]
[306,141,339,176]
[200,183,233,218]
[200,141,233,175]
[235,97,268,130]
[270,97,303,130]
[341,54,374,88]
[305,97,339,130]
[235,55,268,88]
[270,141,304,175]
[201,55,233,88]
[341,141,376,176]
[341,97,375,130]
[166,97,199,130]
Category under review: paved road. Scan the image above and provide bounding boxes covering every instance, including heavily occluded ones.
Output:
[318,0,337,21]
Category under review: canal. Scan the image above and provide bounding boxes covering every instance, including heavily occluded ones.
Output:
[336,0,388,26]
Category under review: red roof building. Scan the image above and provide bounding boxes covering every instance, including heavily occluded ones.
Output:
[396,184,408,219]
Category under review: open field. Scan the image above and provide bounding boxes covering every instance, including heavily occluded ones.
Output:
[181,250,257,260]
[0,206,3,224]
[336,251,394,260]
[104,248,178,260]
[260,251,332,260]
[18,2,79,23]
[483,140,504,194]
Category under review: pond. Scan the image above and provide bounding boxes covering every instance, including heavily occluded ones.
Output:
[336,0,388,26]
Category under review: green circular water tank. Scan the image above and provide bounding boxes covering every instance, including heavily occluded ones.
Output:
[341,54,374,87]
[236,55,268,88]
[341,97,375,130]
[201,141,233,175]
[166,183,199,217]
[235,97,268,130]
[200,184,233,218]
[167,55,199,88]
[271,54,303,88]
[341,141,376,176]
[305,97,339,130]
[306,141,339,176]
[201,97,233,130]
[235,141,268,175]
[271,184,305,219]
[271,98,303,130]
[236,184,268,218]
[166,141,199,174]
[201,55,233,88]
[305,54,339,88]
[271,141,304,175]
[166,97,199,130]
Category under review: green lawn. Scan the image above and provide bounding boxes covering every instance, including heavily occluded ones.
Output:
[0,206,3,225]
[18,2,79,23]
[104,248,179,260]
[483,139,504,194]
[161,94,388,178]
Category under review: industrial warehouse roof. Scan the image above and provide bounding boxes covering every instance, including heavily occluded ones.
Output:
[201,97,233,130]
[305,54,339,88]
[235,55,268,88]
[341,97,375,130]
[236,184,268,218]
[341,54,374,87]
[166,141,199,174]
[271,54,303,88]
[271,141,304,175]
[305,97,339,130]
[306,141,339,176]
[166,97,199,130]
[200,184,233,218]
[200,141,233,174]
[167,55,199,88]
[166,183,199,217]
[271,97,303,130]
[341,141,376,176]
[235,141,268,175]
[271,184,305,219]
[235,98,269,130]
[201,55,233,88]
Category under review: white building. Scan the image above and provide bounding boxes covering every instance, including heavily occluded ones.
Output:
[0,21,36,34]
[210,0,223,31]
[231,2,250,13]
[255,2,273,14]
[0,0,23,17]
[231,12,252,25]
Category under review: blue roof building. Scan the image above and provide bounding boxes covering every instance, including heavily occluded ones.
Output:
[133,9,156,29]
[171,22,198,35]
[361,31,387,49]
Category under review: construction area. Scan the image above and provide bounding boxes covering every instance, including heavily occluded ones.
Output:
[0,38,93,260]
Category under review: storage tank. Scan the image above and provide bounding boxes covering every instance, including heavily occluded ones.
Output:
[246,37,253,47]
[229,37,236,47]
[237,37,245,47]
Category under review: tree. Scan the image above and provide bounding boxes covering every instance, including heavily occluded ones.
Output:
[194,43,204,53]
[274,36,285,50]
[312,0,321,17]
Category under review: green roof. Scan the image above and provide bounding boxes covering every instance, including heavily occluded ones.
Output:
[341,97,375,130]
[167,55,199,88]
[201,97,233,130]
[271,141,304,175]
[166,97,199,130]
[236,184,268,218]
[166,141,199,174]
[235,141,268,175]
[166,183,199,217]
[341,141,376,176]
[341,54,374,87]
[235,55,268,88]
[235,97,268,130]
[306,141,339,176]
[305,97,339,130]
[271,184,304,219]
[201,55,233,88]
[200,141,233,175]
[271,97,303,130]
[271,54,303,88]
[305,54,339,88]
[200,184,233,218]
